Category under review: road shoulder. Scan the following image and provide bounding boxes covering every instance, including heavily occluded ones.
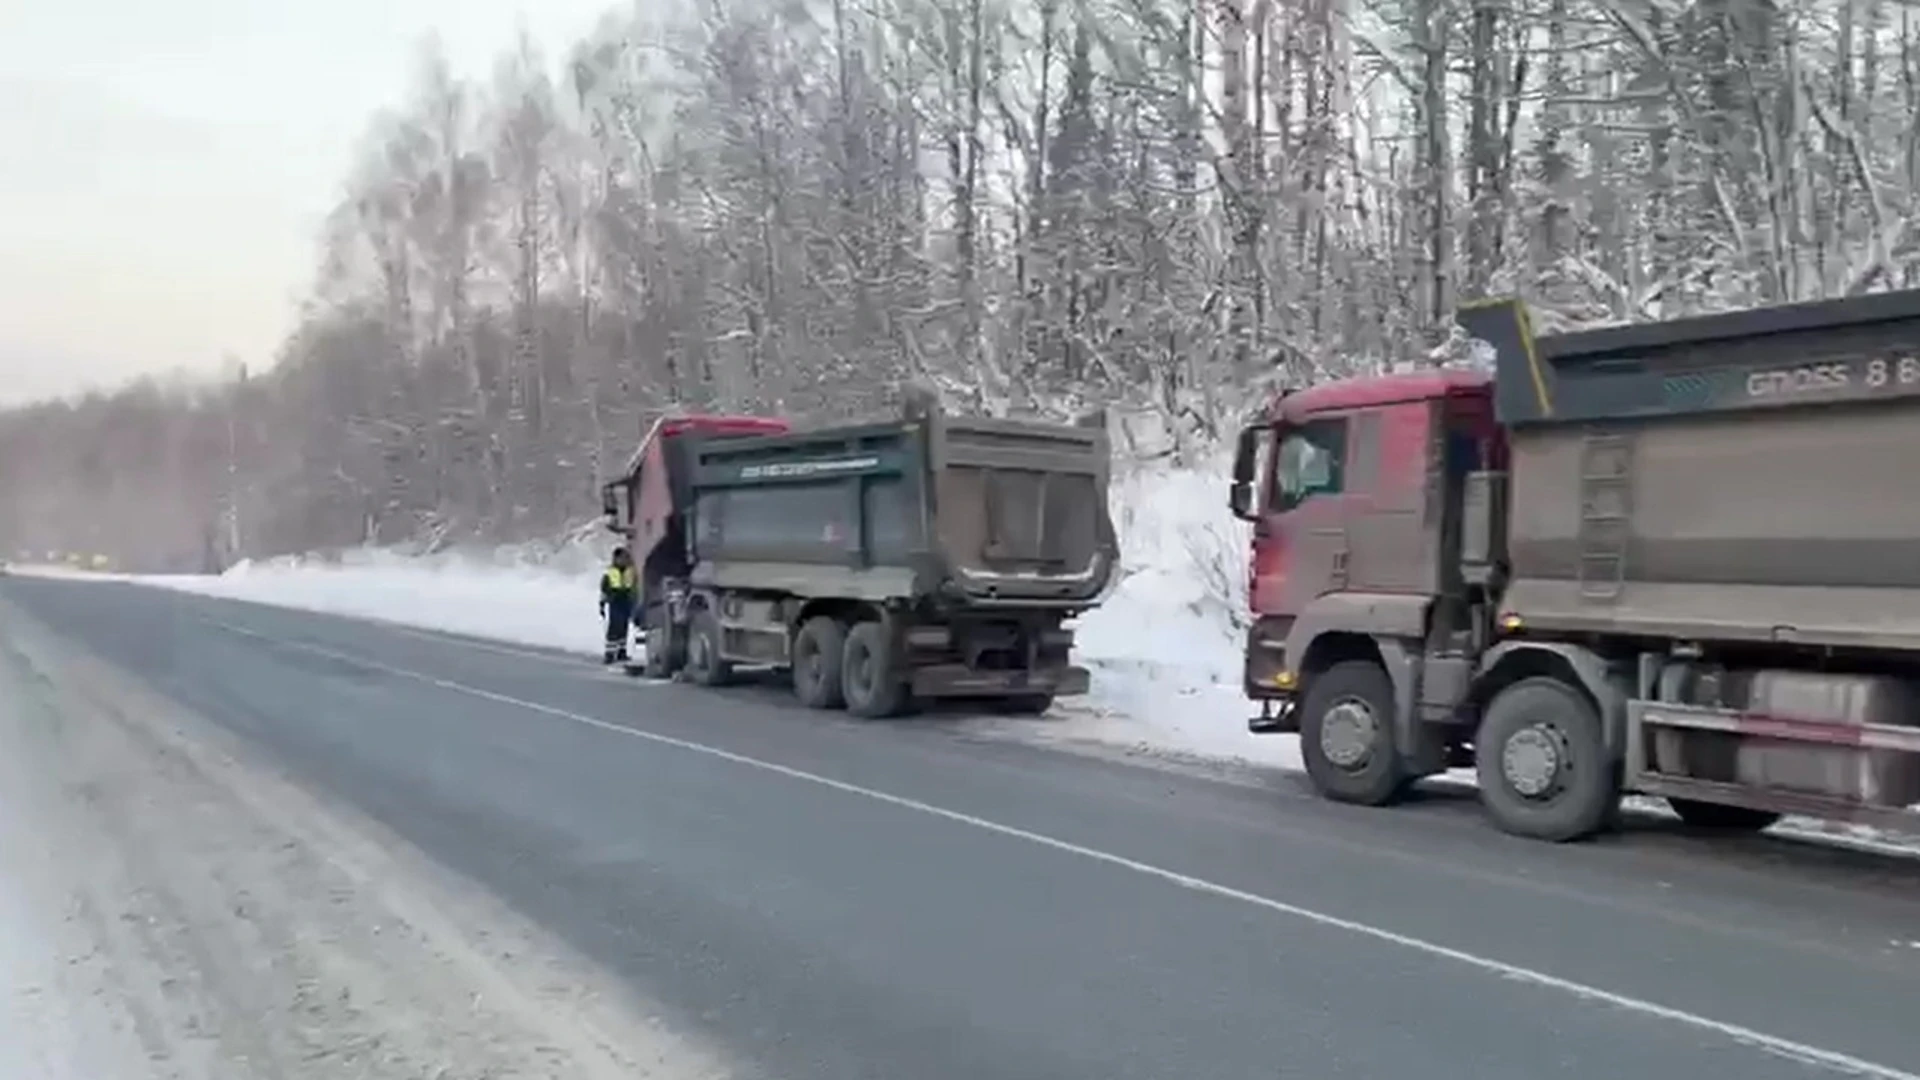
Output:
[0,602,731,1080]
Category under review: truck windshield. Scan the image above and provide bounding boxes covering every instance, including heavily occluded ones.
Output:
[1273,418,1347,510]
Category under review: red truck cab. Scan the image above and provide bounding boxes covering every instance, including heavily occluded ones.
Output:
[602,412,793,569]
[1231,367,1503,744]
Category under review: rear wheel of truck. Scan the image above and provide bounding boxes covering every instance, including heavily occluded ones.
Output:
[1299,660,1405,806]
[1476,677,1619,842]
[841,621,909,718]
[1666,797,1780,833]
[685,609,734,687]
[792,617,848,710]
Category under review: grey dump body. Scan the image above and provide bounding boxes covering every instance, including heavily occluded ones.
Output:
[639,396,1118,712]
[1447,295,1920,834]
[1461,292,1920,653]
[684,404,1116,609]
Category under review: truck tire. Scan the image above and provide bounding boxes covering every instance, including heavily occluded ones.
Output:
[1299,660,1405,806]
[641,603,682,679]
[792,616,848,710]
[1667,797,1781,833]
[1476,677,1619,842]
[684,608,734,687]
[841,621,909,718]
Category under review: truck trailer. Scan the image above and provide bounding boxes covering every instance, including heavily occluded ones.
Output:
[1231,290,1920,842]
[603,393,1119,717]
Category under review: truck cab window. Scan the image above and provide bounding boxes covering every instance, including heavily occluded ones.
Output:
[1273,418,1347,510]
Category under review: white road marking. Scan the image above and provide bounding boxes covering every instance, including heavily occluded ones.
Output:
[129,583,594,668]
[215,620,1919,1080]
[287,612,593,667]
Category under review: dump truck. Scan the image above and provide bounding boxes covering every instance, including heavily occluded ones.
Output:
[1230,290,1920,842]
[602,393,1119,717]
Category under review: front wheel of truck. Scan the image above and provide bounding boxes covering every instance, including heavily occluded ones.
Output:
[792,617,848,710]
[1476,676,1619,842]
[1299,660,1405,806]
[641,604,682,679]
[842,621,909,718]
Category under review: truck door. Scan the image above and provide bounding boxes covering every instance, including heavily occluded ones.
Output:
[633,439,678,569]
[1339,405,1429,594]
[1252,414,1354,618]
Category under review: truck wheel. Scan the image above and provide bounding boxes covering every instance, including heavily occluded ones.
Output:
[684,609,733,687]
[1476,677,1619,842]
[1667,798,1781,833]
[841,621,909,718]
[641,604,682,679]
[1299,660,1405,806]
[792,617,847,710]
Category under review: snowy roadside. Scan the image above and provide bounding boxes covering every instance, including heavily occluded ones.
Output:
[40,461,1920,856]
[110,464,1289,764]
[0,602,731,1080]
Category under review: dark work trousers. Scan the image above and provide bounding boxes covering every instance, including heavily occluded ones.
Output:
[603,599,634,663]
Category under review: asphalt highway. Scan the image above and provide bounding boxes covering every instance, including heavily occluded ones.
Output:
[6,574,1920,1080]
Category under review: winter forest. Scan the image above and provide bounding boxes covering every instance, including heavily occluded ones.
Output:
[4,0,1919,570]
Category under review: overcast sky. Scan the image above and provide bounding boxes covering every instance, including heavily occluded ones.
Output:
[0,0,619,405]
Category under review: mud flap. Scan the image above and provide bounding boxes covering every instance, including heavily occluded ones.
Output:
[909,664,1092,699]
[620,646,661,679]
[1248,699,1298,734]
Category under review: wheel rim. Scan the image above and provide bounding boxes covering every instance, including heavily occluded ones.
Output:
[1502,723,1567,799]
[1319,698,1378,770]
[691,629,711,673]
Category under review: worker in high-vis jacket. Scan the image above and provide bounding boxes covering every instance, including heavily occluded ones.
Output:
[599,546,638,664]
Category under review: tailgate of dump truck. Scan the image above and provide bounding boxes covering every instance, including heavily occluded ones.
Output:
[927,412,1116,607]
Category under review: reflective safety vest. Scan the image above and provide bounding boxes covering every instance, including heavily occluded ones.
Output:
[604,566,636,592]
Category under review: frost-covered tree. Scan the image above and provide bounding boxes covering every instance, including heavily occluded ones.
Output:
[9,0,1920,567]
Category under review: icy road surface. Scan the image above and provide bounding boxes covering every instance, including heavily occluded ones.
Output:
[0,589,728,1079]
[5,574,1920,1080]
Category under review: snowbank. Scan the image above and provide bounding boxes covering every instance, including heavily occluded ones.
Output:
[143,539,612,656]
[126,462,1293,767]
[1062,462,1302,769]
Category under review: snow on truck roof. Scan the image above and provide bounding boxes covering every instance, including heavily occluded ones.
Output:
[621,414,792,475]
[656,414,791,436]
[1273,367,1489,419]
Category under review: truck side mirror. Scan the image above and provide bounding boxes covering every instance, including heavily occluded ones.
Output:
[1229,480,1254,521]
[601,481,634,538]
[1229,424,1266,522]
